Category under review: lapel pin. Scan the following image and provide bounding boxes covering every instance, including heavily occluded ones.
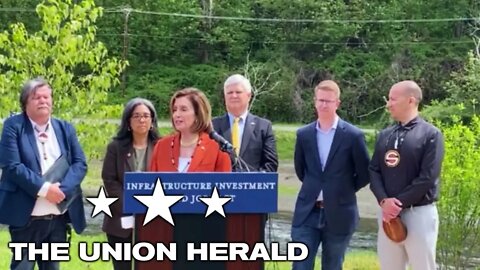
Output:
[127,153,131,157]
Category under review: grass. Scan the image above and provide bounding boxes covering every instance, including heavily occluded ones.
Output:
[276,131,296,161]
[278,183,299,196]
[0,229,379,270]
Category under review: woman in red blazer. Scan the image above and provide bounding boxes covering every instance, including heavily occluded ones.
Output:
[137,88,231,270]
[150,88,231,173]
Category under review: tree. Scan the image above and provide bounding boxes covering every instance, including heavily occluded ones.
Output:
[0,0,126,119]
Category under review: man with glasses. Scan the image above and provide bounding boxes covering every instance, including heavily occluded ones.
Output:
[0,78,87,270]
[369,80,444,270]
[291,80,370,270]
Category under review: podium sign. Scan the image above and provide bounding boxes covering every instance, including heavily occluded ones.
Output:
[124,172,278,214]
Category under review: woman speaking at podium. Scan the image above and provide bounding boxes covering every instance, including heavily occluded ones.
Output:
[137,88,231,270]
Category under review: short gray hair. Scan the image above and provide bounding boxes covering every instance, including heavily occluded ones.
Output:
[20,78,52,112]
[224,74,252,94]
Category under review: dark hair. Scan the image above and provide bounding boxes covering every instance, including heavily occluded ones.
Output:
[169,88,212,133]
[20,77,52,112]
[115,98,160,141]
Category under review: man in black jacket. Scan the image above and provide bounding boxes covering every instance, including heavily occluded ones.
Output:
[370,80,444,270]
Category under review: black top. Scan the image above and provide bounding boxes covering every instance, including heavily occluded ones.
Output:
[369,116,445,208]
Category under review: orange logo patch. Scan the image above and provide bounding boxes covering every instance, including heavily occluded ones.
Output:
[384,150,400,167]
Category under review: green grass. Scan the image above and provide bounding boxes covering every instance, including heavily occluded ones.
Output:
[0,229,379,270]
[278,182,299,196]
[276,131,296,161]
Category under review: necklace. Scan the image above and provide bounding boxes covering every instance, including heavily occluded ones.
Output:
[34,124,49,161]
[171,135,202,172]
[180,135,199,147]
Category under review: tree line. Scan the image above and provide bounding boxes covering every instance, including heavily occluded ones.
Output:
[0,0,478,124]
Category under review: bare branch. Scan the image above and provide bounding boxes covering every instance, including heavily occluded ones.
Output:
[474,36,480,58]
[357,104,386,118]
[255,81,280,96]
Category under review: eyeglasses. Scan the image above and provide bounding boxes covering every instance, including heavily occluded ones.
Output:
[131,114,151,120]
[314,99,337,105]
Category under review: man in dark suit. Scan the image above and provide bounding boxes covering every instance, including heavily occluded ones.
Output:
[291,80,370,270]
[212,74,278,172]
[212,74,278,270]
[0,78,87,270]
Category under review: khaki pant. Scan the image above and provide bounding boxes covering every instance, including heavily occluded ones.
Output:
[377,204,438,270]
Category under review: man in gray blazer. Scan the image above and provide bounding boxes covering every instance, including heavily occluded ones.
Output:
[212,74,278,172]
[292,80,370,270]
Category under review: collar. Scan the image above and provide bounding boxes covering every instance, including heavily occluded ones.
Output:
[228,111,249,122]
[397,115,420,130]
[29,117,52,132]
[316,115,339,132]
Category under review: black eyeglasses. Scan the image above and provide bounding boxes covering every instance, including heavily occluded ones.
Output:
[131,114,151,120]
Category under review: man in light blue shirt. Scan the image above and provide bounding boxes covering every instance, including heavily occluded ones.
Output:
[291,80,370,270]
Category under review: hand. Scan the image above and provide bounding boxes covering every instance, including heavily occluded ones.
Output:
[381,198,403,222]
[45,183,66,204]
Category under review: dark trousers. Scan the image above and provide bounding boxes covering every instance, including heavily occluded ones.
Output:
[106,234,133,270]
[291,209,353,270]
[9,215,67,270]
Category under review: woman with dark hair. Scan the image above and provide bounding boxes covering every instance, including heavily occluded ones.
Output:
[101,97,160,270]
[137,88,231,269]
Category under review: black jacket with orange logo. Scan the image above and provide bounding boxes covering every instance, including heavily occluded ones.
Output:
[369,116,444,208]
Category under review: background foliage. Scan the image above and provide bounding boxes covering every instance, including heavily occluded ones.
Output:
[1,0,478,124]
[437,116,480,269]
[0,0,126,119]
[0,0,480,267]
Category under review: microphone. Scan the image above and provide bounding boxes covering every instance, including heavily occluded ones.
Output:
[209,130,235,154]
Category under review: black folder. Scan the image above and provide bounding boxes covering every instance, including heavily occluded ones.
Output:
[42,155,80,212]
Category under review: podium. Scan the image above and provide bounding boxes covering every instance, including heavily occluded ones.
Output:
[124,172,278,270]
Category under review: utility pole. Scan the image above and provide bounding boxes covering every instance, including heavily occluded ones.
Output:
[121,7,132,96]
[199,0,213,63]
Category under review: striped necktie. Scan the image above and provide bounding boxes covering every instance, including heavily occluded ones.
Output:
[231,117,240,155]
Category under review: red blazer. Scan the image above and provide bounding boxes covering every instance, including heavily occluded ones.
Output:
[137,133,254,270]
[150,131,231,173]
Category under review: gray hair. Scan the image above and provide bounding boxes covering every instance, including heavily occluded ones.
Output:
[223,74,252,94]
[20,78,52,112]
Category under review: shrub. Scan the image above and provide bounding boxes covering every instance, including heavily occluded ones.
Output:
[437,116,480,269]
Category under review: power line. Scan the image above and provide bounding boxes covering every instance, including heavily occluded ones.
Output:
[0,7,478,24]
[95,33,474,46]
[0,8,35,12]
[104,8,479,24]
